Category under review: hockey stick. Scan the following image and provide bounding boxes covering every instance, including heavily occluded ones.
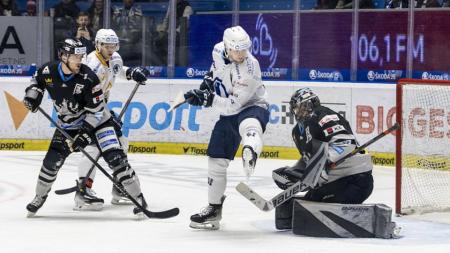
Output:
[236,123,400,212]
[55,82,142,195]
[168,91,193,112]
[37,107,179,219]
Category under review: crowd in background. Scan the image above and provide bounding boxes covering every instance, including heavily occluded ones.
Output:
[1,0,449,66]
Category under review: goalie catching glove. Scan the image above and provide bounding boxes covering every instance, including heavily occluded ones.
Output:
[126,67,149,83]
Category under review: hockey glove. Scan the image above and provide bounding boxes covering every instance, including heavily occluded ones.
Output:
[126,67,149,83]
[184,89,214,107]
[199,71,214,92]
[66,124,94,152]
[23,86,44,113]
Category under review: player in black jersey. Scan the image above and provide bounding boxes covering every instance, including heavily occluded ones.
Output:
[23,38,148,217]
[272,88,374,229]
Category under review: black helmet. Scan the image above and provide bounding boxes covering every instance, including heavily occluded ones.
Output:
[289,88,320,122]
[58,38,86,57]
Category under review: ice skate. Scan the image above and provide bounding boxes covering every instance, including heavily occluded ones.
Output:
[26,195,48,218]
[242,145,257,178]
[73,188,104,211]
[190,196,226,230]
[111,185,132,205]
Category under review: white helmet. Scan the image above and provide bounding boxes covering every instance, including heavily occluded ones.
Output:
[95,29,119,50]
[223,26,251,51]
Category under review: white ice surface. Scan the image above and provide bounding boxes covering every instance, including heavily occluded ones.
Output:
[1,151,450,253]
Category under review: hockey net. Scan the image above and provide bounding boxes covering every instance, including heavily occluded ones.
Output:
[396,79,450,215]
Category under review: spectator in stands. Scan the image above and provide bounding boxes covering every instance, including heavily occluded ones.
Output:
[112,0,143,66]
[336,0,374,8]
[0,0,20,16]
[53,0,80,20]
[385,0,408,8]
[154,0,193,66]
[72,12,95,54]
[315,0,339,9]
[88,0,113,33]
[22,0,36,16]
[158,0,193,33]
[416,0,441,7]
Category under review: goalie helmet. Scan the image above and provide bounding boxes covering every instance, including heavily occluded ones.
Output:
[223,26,251,51]
[95,29,119,50]
[289,88,320,122]
[58,38,86,57]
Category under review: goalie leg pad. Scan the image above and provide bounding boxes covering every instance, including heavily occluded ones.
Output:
[292,200,400,239]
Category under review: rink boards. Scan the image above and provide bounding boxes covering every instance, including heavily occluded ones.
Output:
[0,77,400,165]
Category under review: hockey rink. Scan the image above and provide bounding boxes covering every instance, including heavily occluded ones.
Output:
[1,151,450,253]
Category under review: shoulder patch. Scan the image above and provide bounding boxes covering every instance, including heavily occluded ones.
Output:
[42,66,50,74]
[323,124,345,137]
[319,114,340,127]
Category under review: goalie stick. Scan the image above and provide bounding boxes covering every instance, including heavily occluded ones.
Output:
[55,82,142,195]
[38,107,179,219]
[236,123,400,212]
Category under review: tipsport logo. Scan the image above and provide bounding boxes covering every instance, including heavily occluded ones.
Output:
[251,14,278,69]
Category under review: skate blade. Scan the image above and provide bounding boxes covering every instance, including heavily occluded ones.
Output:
[26,212,36,218]
[73,202,103,211]
[189,221,220,230]
[111,198,133,205]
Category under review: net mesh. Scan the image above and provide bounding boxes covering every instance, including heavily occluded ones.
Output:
[400,83,450,214]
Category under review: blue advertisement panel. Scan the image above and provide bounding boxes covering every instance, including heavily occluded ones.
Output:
[0,64,36,76]
[298,12,352,82]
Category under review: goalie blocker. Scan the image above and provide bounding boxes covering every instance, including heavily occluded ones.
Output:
[275,197,399,239]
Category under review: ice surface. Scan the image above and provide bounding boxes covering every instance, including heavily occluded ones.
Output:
[1,151,450,253]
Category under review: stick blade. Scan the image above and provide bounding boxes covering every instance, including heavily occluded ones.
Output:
[144,207,180,219]
[235,182,273,211]
[168,91,186,112]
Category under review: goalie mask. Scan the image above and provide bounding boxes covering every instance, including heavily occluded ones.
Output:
[289,88,320,122]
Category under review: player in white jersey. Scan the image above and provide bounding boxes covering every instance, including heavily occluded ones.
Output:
[73,29,149,210]
[184,26,270,230]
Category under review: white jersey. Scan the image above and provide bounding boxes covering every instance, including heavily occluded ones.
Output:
[210,42,268,116]
[83,51,129,101]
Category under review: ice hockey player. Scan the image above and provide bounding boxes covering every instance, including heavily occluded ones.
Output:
[183,26,270,230]
[272,87,374,230]
[69,28,149,211]
[23,38,148,217]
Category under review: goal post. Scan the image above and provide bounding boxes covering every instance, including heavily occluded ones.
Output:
[396,78,450,215]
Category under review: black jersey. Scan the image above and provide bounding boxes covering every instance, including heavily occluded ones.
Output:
[292,105,356,162]
[29,61,108,129]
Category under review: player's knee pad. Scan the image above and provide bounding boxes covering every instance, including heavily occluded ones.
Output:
[94,124,121,153]
[238,118,263,155]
